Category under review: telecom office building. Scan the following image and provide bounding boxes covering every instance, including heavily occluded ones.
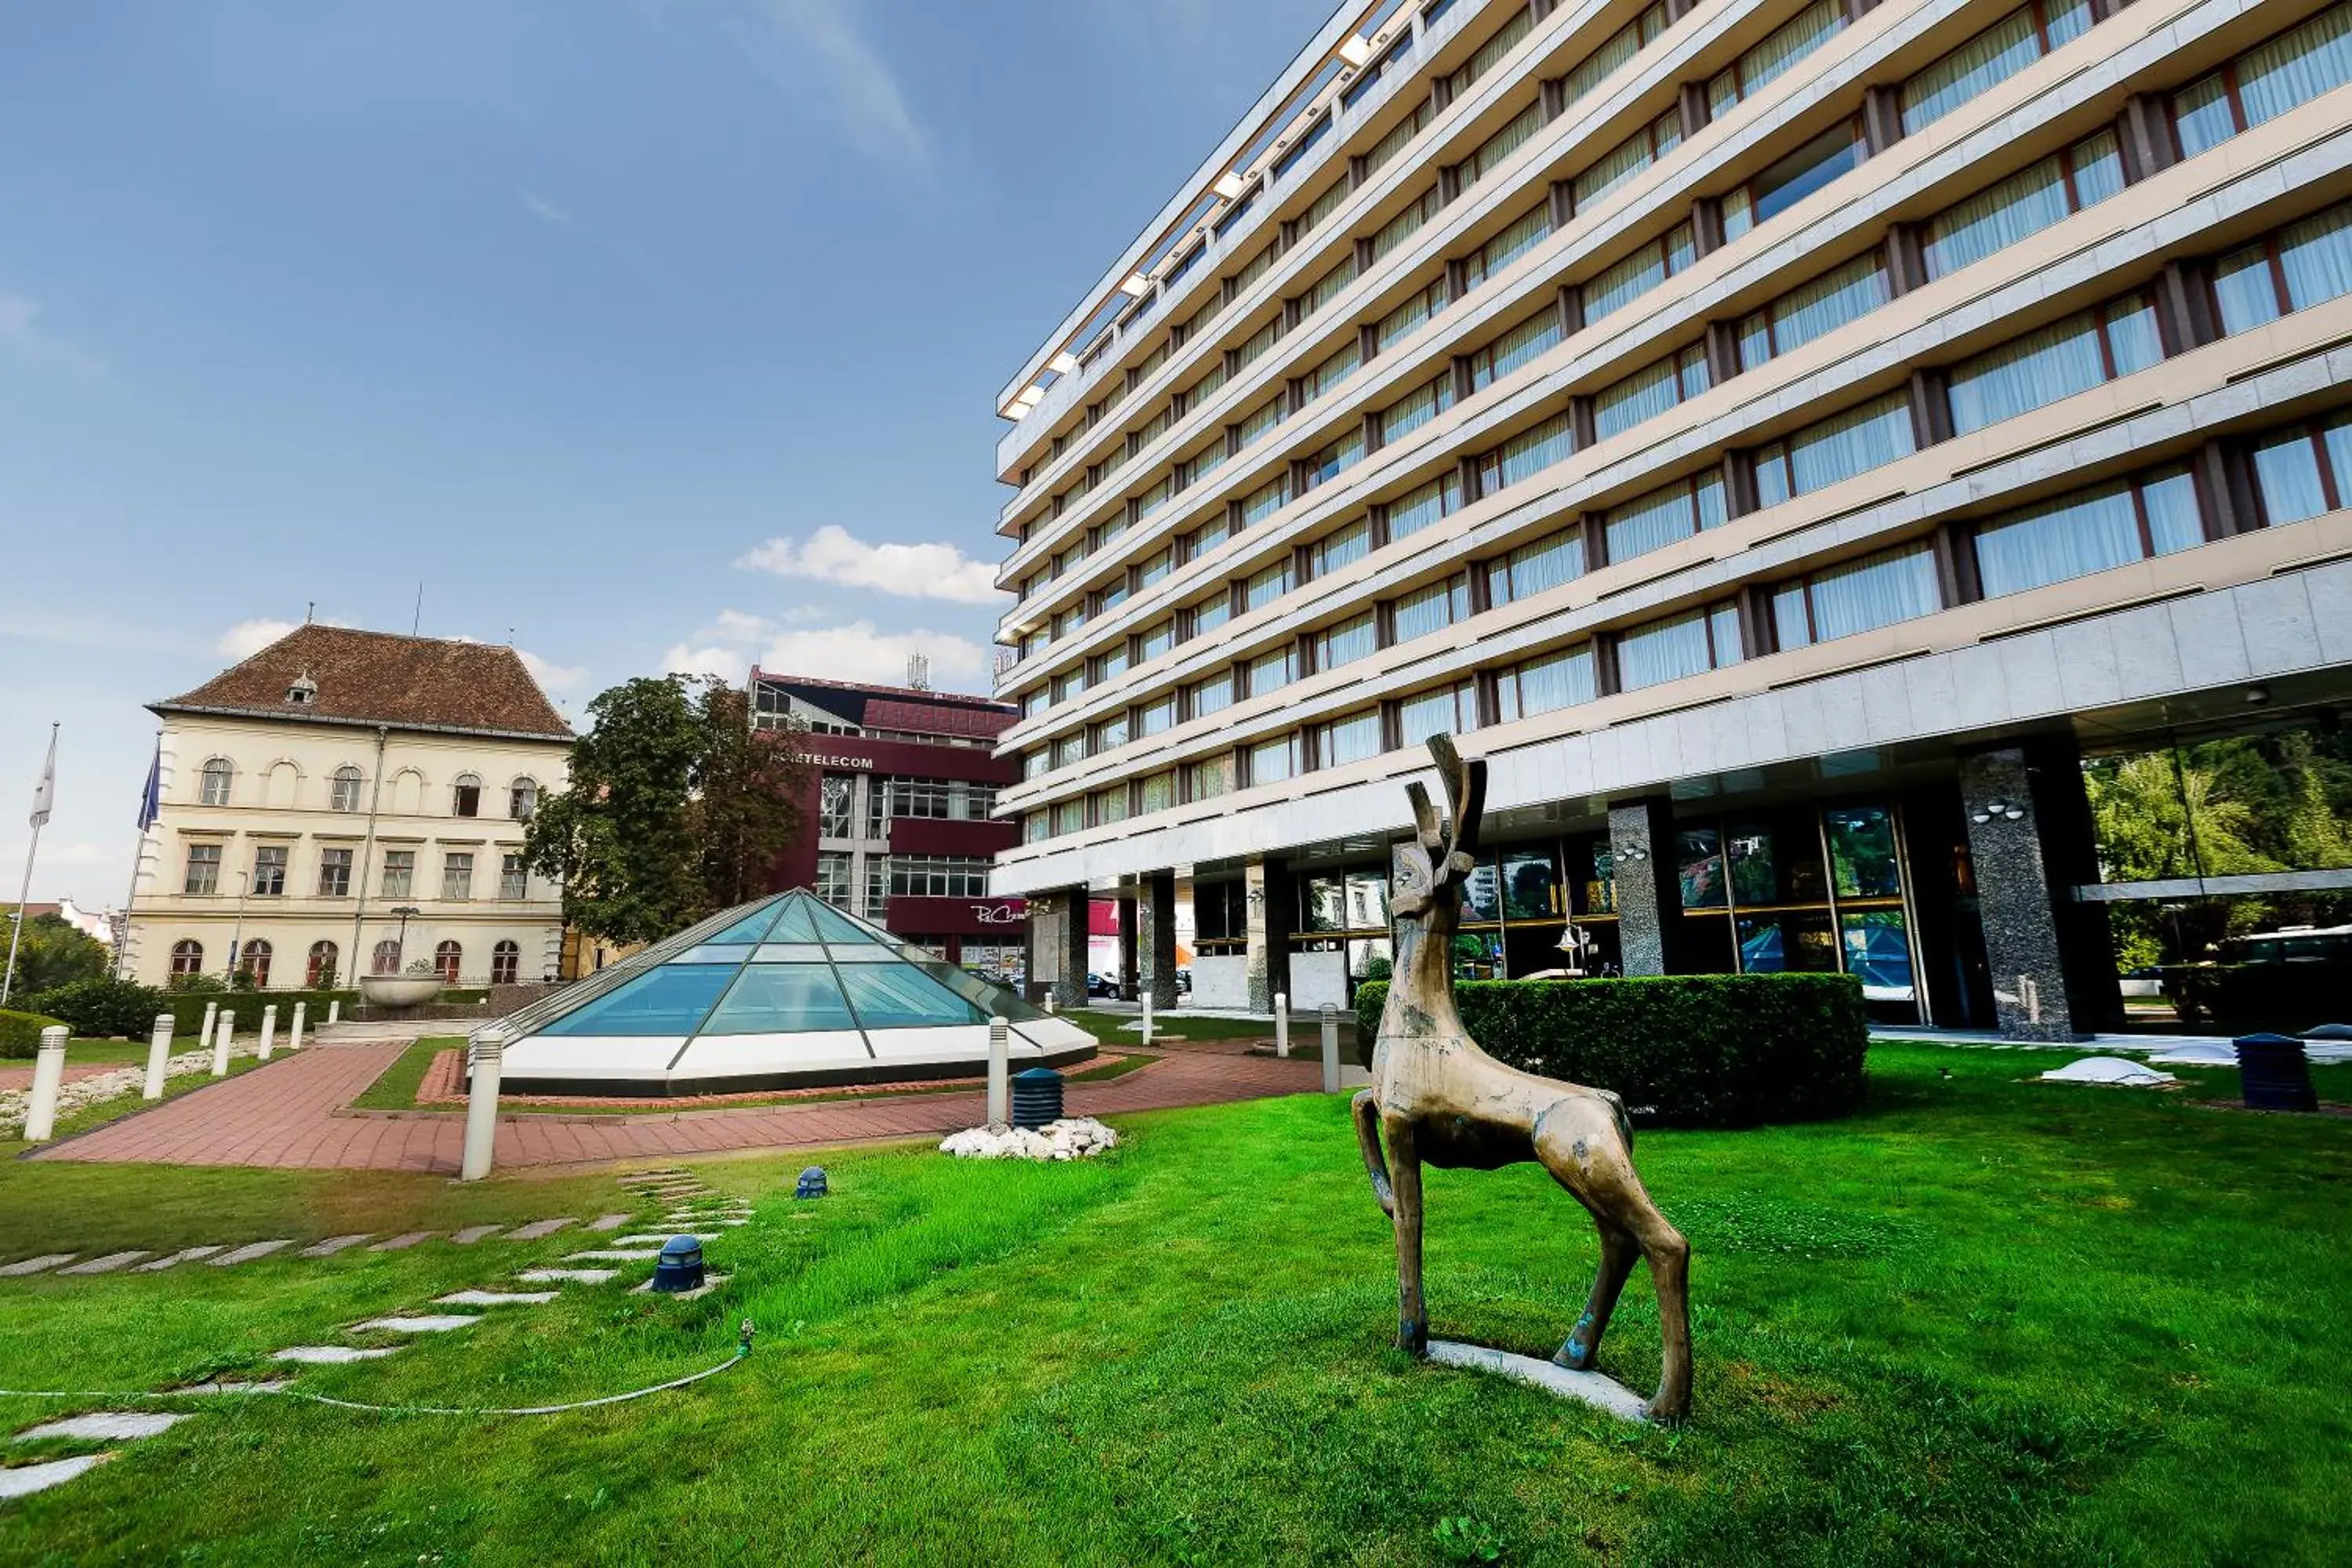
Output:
[985,0,2352,1036]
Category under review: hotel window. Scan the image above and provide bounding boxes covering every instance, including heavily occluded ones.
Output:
[380,849,414,899]
[1135,474,1173,521]
[1094,786,1131,826]
[2249,410,2352,525]
[891,855,993,898]
[1296,172,1348,238]
[1304,258,1358,321]
[1708,0,1845,119]
[1234,320,1279,376]
[252,844,289,897]
[2172,4,2352,158]
[1189,754,1235,800]
[1312,612,1377,673]
[1138,549,1172,590]
[1310,520,1370,577]
[1485,525,1585,607]
[1303,341,1361,406]
[1315,708,1382,769]
[1190,590,1232,636]
[1946,293,2161,436]
[1574,108,1682,212]
[1247,733,1302,785]
[1140,769,1178,814]
[1605,472,1726,563]
[500,853,528,901]
[1376,279,1447,353]
[183,843,221,895]
[1138,694,1178,737]
[1464,310,1563,392]
[1922,129,2123,281]
[1247,644,1297,697]
[962,782,1000,821]
[1368,190,1441,269]
[1361,100,1429,179]
[1237,399,1283,452]
[1051,667,1087,704]
[816,851,852,907]
[1301,426,1365,491]
[1739,253,1891,370]
[1025,813,1051,844]
[1619,603,1744,691]
[1378,376,1455,446]
[441,851,474,902]
[1188,356,1228,410]
[328,766,364,813]
[1494,644,1597,720]
[1398,681,1478,745]
[1189,669,1236,717]
[1771,543,1944,648]
[1447,2,1532,96]
[1134,402,1174,452]
[1231,241,1276,295]
[819,775,855,837]
[1244,558,1294,612]
[891,778,952,818]
[1460,103,1543,195]
[1753,392,1917,507]
[1901,1,2089,136]
[1043,797,1081,837]
[1586,222,1699,325]
[2212,201,2352,335]
[199,758,234,806]
[1140,619,1177,661]
[1722,121,1861,241]
[1094,641,1131,682]
[1595,345,1709,443]
[1021,686,1048,720]
[1385,470,1463,542]
[1476,408,1576,494]
[1392,575,1469,642]
[1024,749,1050,781]
[452,773,482,818]
[1972,464,2204,597]
[317,847,353,898]
[1052,604,1087,641]
[1457,203,1552,292]
[1052,733,1085,770]
[1181,437,1229,488]
[1344,31,1413,110]
[1091,712,1132,754]
[1563,5,1666,107]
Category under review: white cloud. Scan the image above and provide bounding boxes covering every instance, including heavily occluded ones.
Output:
[519,191,575,227]
[737,525,1004,604]
[699,0,927,172]
[517,649,590,695]
[216,619,302,660]
[666,609,988,692]
[662,644,750,684]
[0,290,103,379]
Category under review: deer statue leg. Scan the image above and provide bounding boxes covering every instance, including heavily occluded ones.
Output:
[1553,1217,1638,1373]
[1385,1115,1428,1356]
[1351,1091,1396,1218]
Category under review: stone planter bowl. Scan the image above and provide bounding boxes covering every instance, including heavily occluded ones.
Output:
[361,975,443,1008]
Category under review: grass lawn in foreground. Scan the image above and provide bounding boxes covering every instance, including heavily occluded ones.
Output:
[0,1043,2345,1564]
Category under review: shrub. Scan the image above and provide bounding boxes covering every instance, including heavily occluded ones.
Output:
[0,1009,68,1059]
[27,976,168,1040]
[157,989,358,1036]
[1352,972,1869,1128]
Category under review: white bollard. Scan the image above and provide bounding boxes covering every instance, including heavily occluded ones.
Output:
[460,1029,506,1181]
[1043,990,1056,1014]
[289,1003,306,1052]
[985,1015,1011,1128]
[327,1000,340,1025]
[1274,992,1290,1058]
[198,1000,218,1054]
[143,1013,174,1100]
[23,1027,68,1143]
[212,1011,234,1076]
[1320,1004,1341,1094]
[258,1004,278,1062]
[1140,991,1154,1047]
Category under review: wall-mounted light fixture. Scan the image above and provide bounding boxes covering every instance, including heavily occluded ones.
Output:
[1617,844,1650,863]
[1969,797,2027,825]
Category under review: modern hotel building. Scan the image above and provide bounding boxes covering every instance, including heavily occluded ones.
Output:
[986,0,2352,1036]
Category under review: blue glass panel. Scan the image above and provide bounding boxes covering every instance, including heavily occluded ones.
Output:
[752,943,829,962]
[538,964,736,1036]
[912,960,1044,1022]
[699,963,859,1035]
[808,902,879,945]
[768,898,822,942]
[706,902,787,944]
[677,944,755,964]
[839,964,991,1029]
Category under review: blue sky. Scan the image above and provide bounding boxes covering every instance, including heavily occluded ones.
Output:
[0,0,1337,905]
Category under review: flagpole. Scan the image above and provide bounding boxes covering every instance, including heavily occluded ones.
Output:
[1,722,58,1007]
[114,731,163,980]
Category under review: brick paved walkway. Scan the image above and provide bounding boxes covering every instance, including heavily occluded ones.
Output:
[31,1042,1323,1173]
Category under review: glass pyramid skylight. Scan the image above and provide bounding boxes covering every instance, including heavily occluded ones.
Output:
[495,889,1094,1096]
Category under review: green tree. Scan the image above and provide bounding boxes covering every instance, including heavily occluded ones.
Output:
[524,676,808,946]
[1,911,110,1000]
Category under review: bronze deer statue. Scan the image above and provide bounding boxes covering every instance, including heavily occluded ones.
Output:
[1352,735,1693,1421]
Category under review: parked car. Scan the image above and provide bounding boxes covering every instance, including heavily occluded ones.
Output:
[1085,971,1116,998]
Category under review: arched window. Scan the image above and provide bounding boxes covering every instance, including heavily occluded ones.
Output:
[491,939,521,985]
[306,940,340,989]
[328,766,364,812]
[200,758,234,806]
[239,938,274,990]
[452,773,482,818]
[371,939,401,976]
[433,940,463,984]
[170,938,205,979]
[509,778,539,822]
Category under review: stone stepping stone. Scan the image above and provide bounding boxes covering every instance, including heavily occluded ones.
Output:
[583,1214,634,1232]
[272,1345,401,1364]
[562,1248,661,1262]
[16,1411,187,1443]
[514,1268,617,1284]
[209,1240,293,1268]
[369,1232,434,1252]
[615,1233,718,1247]
[502,1218,575,1241]
[449,1225,503,1245]
[298,1235,372,1258]
[437,1290,559,1306]
[350,1315,480,1334]
[0,1254,76,1277]
[629,1272,730,1301]
[0,1454,113,1500]
[58,1251,151,1276]
[136,1246,224,1272]
[176,1379,289,1396]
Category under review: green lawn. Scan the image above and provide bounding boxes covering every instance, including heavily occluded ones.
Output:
[0,1044,2345,1565]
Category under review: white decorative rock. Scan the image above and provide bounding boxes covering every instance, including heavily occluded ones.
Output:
[939,1117,1120,1161]
[2040,1056,2177,1087]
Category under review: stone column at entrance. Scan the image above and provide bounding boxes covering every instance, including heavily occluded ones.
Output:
[1607,800,1682,978]
[1243,855,1293,1011]
[1958,746,2097,1040]
[1116,894,1140,1001]
[1030,888,1094,1011]
[1138,872,1180,1009]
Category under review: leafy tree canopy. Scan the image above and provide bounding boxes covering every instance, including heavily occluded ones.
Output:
[2,911,109,1001]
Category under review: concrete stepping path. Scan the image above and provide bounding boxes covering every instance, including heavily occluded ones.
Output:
[370,1231,435,1251]
[272,1345,399,1364]
[58,1251,151,1276]
[0,1254,75,1277]
[299,1234,372,1258]
[177,1379,289,1396]
[503,1218,575,1241]
[449,1225,502,1245]
[516,1268,618,1284]
[16,1412,187,1443]
[350,1315,480,1334]
[437,1290,559,1306]
[0,1454,113,1499]
[563,1248,662,1262]
[615,1233,718,1247]
[584,1214,634,1232]
[209,1240,293,1268]
[136,1246,224,1272]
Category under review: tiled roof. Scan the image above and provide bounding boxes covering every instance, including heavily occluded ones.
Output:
[862,698,1014,739]
[154,625,572,740]
[751,670,1015,735]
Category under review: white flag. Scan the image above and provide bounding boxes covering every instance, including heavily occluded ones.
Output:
[28,728,55,830]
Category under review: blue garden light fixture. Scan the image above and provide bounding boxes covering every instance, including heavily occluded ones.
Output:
[652,1235,706,1294]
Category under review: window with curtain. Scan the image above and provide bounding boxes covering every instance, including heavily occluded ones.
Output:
[1386,470,1462,541]
[1301,426,1366,490]
[1189,669,1236,717]
[1139,770,1178,814]
[1094,786,1131,825]
[1185,512,1229,558]
[1461,103,1543,193]
[2251,412,2352,524]
[1485,526,1584,605]
[1740,252,1890,369]
[1051,799,1086,837]
[1587,223,1699,324]
[1398,681,1477,745]
[1191,590,1232,635]
[1298,176,1349,239]
[1098,576,1131,614]
[1771,542,1944,648]
[1900,1,2089,136]
[1595,345,1709,441]
[1133,402,1174,450]
[1392,575,1470,641]
[2214,200,2352,334]
[1619,604,1744,690]
[1234,321,1279,375]
[1497,645,1597,720]
[1708,0,1845,119]
[1457,204,1552,292]
[1946,294,2161,436]
[1095,641,1131,682]
[1972,465,2204,596]
[1247,644,1296,696]
[1369,187,1442,267]
[1312,612,1377,672]
[1563,5,1667,110]
[1236,399,1282,452]
[1605,471,1727,563]
[1448,2,1532,96]
[1360,101,1429,181]
[1135,474,1172,520]
[1316,709,1383,768]
[1240,474,1290,525]
[1244,558,1292,611]
[1478,409,1577,493]
[1465,310,1563,393]
[1139,619,1176,661]
[1575,108,1682,211]
[1922,130,2123,281]
[1025,812,1050,844]
[1247,734,1301,785]
[1189,754,1235,800]
[1189,359,1228,409]
[1304,258,1357,320]
[1138,550,1171,590]
[1754,392,1917,506]
[1380,376,1456,445]
[1377,279,1448,350]
[2172,3,2352,158]
[1051,733,1085,769]
[1312,520,1370,576]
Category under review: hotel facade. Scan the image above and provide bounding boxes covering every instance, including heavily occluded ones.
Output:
[986,0,2352,1036]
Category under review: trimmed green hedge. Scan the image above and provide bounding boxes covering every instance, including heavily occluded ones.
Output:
[0,1009,68,1060]
[1352,972,1869,1128]
[157,989,358,1036]
[27,976,169,1040]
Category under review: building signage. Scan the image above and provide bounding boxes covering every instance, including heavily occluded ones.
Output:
[806,753,875,770]
[971,901,1025,925]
